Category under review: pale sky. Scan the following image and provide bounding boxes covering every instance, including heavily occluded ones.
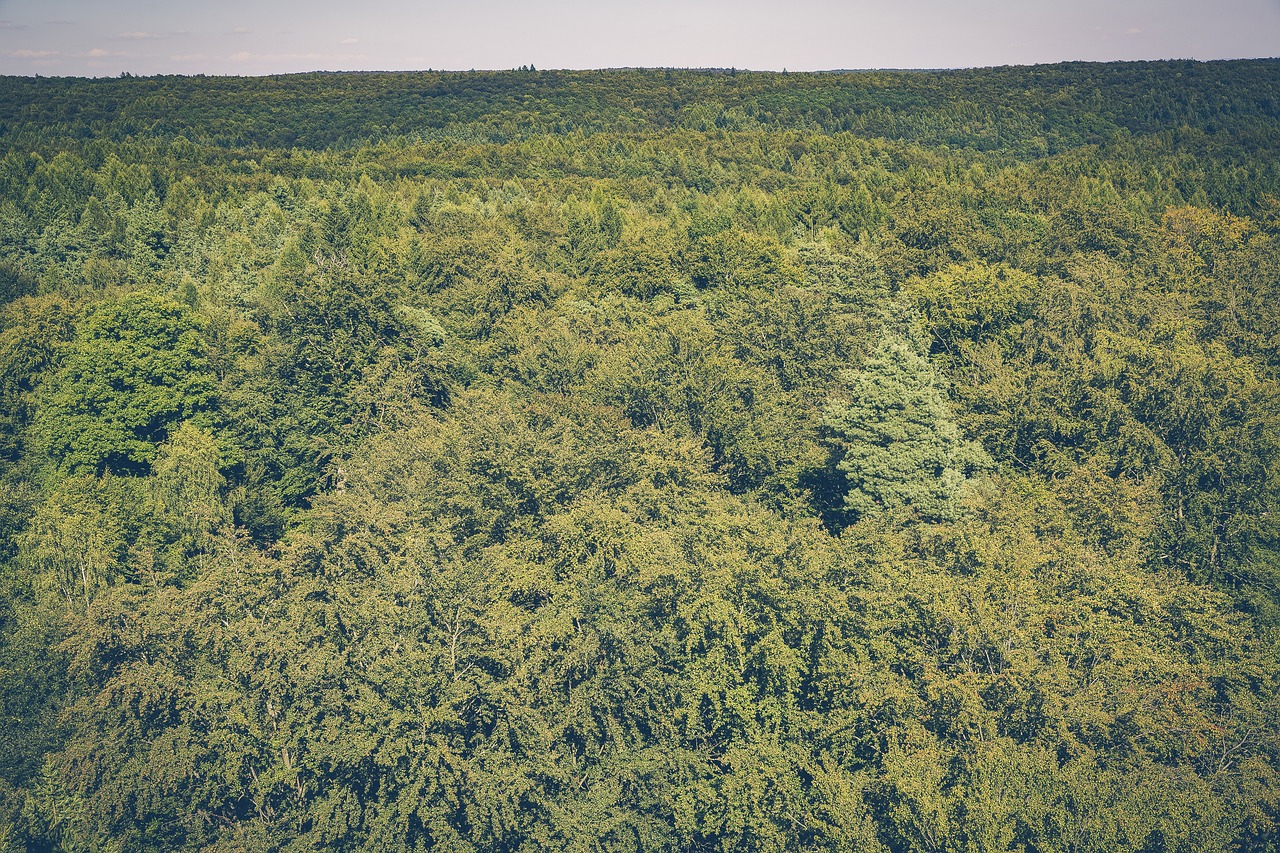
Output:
[1,0,1278,76]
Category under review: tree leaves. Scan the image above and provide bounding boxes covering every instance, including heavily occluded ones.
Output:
[823,334,992,524]
[35,292,217,476]
[2,62,1280,851]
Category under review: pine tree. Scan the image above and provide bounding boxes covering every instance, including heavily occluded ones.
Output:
[823,333,991,522]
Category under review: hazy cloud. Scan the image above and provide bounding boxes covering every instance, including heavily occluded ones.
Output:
[8,49,59,58]
[116,31,163,39]
[0,20,27,30]
[230,51,366,62]
[341,37,360,44]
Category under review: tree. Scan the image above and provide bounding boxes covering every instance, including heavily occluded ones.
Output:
[17,476,125,613]
[35,292,217,475]
[150,422,228,581]
[822,334,991,523]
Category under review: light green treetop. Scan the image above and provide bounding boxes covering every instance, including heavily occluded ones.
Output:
[824,333,991,522]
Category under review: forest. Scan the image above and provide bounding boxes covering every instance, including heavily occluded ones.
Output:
[0,59,1278,851]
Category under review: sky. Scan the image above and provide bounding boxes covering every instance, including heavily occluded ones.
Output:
[1,0,1278,77]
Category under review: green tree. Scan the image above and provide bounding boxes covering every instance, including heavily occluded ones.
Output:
[823,334,991,523]
[35,292,217,475]
[150,422,228,582]
[16,476,125,613]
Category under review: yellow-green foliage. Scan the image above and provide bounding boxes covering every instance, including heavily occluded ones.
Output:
[0,62,1278,851]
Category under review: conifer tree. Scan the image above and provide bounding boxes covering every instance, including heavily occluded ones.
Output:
[823,333,991,522]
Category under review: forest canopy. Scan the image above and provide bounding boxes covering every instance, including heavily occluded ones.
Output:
[0,60,1279,851]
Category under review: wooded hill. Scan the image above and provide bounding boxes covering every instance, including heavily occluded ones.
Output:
[0,61,1278,851]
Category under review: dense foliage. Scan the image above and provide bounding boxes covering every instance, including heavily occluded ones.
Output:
[1,61,1279,851]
